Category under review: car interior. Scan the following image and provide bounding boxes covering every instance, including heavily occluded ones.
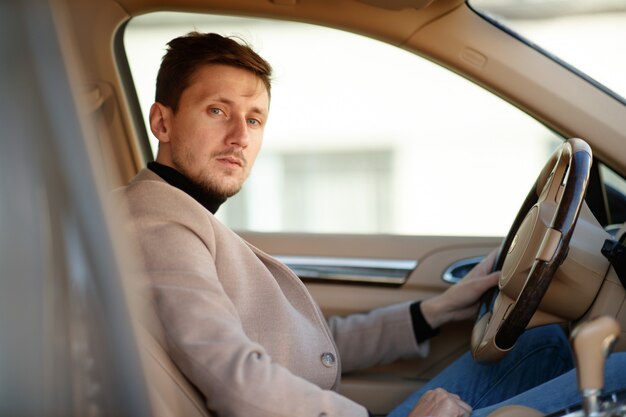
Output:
[2,0,626,416]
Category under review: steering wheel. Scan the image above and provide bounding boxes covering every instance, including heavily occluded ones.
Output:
[471,138,593,363]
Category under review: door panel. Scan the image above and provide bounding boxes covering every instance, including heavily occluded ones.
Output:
[240,231,501,413]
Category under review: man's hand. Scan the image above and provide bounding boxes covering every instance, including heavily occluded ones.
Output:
[408,388,472,417]
[420,249,500,329]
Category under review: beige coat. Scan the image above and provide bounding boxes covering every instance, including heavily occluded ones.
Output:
[118,169,428,417]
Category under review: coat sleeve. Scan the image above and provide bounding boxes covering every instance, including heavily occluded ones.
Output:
[326,302,430,373]
[120,183,369,417]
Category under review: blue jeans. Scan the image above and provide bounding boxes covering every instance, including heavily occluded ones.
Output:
[470,352,626,417]
[389,325,577,417]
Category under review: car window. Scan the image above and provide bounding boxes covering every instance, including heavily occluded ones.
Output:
[124,12,562,237]
[469,0,626,104]
[600,163,626,226]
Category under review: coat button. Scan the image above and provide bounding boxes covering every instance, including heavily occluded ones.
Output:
[321,352,336,367]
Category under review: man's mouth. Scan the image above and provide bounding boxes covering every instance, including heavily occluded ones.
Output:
[216,156,244,167]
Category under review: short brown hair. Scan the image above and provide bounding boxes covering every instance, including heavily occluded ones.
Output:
[155,32,272,112]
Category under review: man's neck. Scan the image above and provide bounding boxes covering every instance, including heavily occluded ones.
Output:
[147,161,226,214]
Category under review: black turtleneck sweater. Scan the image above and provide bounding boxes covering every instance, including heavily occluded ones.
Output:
[148,161,226,214]
[147,161,439,346]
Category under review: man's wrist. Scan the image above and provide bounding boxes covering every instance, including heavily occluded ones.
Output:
[410,301,440,344]
[420,295,451,329]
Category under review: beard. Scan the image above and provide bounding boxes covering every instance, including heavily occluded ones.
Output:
[172,148,250,200]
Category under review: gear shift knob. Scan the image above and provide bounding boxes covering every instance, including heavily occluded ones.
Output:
[571,316,621,416]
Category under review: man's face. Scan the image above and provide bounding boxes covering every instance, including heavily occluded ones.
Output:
[150,64,269,198]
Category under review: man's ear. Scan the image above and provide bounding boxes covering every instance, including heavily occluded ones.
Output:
[149,102,172,144]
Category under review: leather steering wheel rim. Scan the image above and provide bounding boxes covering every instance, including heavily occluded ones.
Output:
[471,138,593,363]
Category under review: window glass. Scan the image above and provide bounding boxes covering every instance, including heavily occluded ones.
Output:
[470,0,626,102]
[124,13,562,236]
[600,163,626,226]
[603,166,626,197]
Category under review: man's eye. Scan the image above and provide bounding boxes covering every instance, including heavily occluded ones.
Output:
[209,108,223,115]
[247,118,261,126]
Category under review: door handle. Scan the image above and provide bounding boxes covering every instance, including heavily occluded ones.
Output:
[442,256,484,284]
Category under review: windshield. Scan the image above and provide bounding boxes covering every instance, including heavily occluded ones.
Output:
[469,0,626,102]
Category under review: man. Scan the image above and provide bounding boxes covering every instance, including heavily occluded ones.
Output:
[118,32,579,417]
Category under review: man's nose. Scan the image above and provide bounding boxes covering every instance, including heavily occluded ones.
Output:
[226,116,250,148]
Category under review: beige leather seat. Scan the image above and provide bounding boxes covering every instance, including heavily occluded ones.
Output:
[487,405,544,417]
[138,319,213,417]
